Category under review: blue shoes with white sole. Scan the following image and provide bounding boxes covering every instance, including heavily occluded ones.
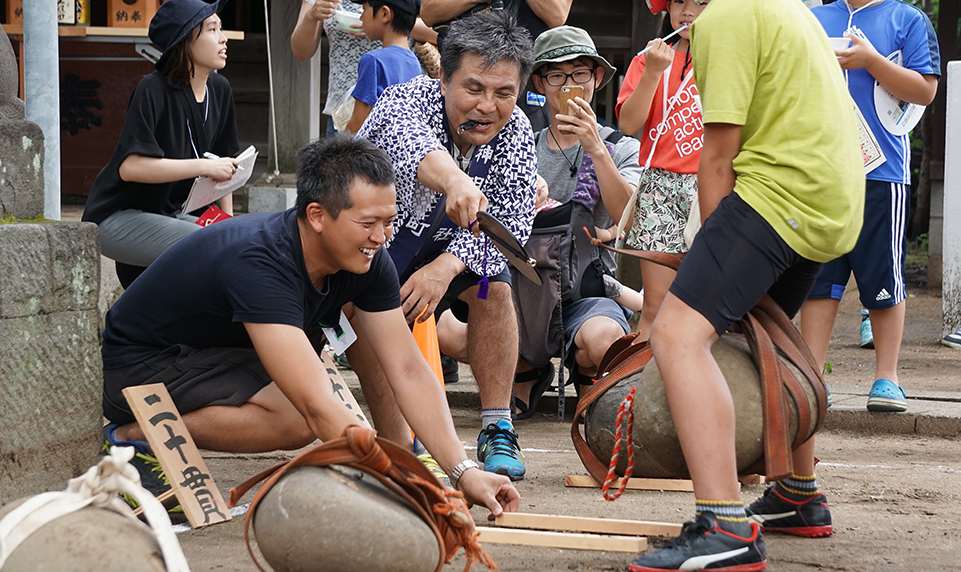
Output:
[866,378,907,412]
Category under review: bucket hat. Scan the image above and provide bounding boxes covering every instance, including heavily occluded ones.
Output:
[531,26,616,90]
[150,0,227,70]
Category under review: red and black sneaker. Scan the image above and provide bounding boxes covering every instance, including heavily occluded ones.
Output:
[746,486,833,538]
[628,512,767,572]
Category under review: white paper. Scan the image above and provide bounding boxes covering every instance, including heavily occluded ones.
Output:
[874,50,925,136]
[853,102,886,175]
[321,311,357,355]
[181,145,258,214]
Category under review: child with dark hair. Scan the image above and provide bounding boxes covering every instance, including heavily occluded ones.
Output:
[799,0,941,414]
[615,0,710,343]
[345,0,423,133]
[82,0,240,287]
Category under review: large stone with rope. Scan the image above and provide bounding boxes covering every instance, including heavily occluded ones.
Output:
[252,465,442,572]
[0,498,167,571]
[584,334,815,479]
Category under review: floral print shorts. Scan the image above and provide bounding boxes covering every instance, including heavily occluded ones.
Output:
[625,167,698,253]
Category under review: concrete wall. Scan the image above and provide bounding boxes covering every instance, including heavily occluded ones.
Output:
[0,222,103,504]
[0,120,44,220]
[944,62,961,334]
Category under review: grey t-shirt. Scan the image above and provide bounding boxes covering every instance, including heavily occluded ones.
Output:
[535,126,642,271]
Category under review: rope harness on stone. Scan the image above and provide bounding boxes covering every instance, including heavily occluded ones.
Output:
[0,446,190,572]
[601,384,636,501]
[230,425,497,572]
[571,241,828,491]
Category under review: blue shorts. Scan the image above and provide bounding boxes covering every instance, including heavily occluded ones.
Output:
[561,297,631,366]
[807,180,907,310]
[670,193,822,336]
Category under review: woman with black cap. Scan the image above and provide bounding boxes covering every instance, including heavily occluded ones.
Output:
[82,0,240,287]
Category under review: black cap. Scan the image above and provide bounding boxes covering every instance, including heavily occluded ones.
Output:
[376,0,420,17]
[149,0,227,70]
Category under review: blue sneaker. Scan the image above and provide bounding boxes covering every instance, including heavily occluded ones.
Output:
[477,419,525,480]
[866,378,907,412]
[102,424,181,512]
[860,309,874,349]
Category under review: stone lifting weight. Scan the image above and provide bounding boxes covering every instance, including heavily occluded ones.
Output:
[253,465,441,572]
[0,499,168,571]
[585,334,817,479]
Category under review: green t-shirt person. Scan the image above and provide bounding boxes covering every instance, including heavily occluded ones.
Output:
[691,0,864,263]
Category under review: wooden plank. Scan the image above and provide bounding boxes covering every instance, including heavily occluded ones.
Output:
[133,489,178,520]
[319,350,371,427]
[565,474,695,492]
[495,513,681,537]
[3,24,243,40]
[122,383,232,529]
[476,527,646,553]
[739,474,767,485]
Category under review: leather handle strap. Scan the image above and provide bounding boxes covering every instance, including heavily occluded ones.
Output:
[229,426,492,572]
[736,313,793,481]
[595,332,641,376]
[571,341,652,484]
[592,240,684,271]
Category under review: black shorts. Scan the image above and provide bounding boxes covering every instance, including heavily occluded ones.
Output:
[102,345,273,425]
[670,193,822,336]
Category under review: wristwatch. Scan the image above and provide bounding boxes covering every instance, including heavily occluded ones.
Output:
[449,459,479,489]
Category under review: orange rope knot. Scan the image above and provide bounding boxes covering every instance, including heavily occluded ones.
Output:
[345,426,392,474]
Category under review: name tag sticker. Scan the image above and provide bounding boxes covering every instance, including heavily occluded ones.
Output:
[322,310,357,355]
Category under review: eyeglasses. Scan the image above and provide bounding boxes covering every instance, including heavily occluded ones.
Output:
[540,68,595,87]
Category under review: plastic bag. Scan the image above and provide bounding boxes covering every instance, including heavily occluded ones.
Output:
[330,83,356,133]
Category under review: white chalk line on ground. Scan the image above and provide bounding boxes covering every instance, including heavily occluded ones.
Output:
[820,462,957,473]
[173,503,249,534]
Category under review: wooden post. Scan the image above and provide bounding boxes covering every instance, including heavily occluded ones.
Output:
[268,0,317,174]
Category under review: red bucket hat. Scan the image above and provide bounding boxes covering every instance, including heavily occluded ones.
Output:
[646,0,668,13]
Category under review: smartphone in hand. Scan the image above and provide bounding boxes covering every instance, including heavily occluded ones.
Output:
[559,85,584,116]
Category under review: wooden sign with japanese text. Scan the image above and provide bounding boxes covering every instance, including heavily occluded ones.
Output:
[122,383,232,529]
[319,350,371,427]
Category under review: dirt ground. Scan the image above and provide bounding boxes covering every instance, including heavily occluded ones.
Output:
[169,286,961,572]
[187,426,961,572]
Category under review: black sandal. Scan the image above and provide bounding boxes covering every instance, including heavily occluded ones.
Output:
[513,364,555,420]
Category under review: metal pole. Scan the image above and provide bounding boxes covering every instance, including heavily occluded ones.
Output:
[309,50,321,142]
[22,0,61,221]
[943,61,961,334]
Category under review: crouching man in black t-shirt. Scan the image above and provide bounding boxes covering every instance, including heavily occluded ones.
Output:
[100,134,520,516]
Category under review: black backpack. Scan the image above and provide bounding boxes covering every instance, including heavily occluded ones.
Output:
[512,127,625,372]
